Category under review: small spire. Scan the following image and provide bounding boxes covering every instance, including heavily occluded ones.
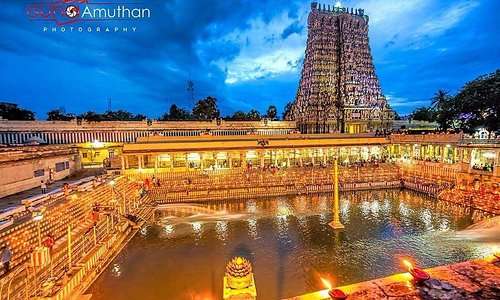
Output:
[334,1,342,8]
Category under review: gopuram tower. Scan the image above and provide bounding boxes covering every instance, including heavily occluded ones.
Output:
[287,2,394,133]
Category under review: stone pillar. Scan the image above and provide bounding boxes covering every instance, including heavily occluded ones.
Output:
[121,156,125,170]
[240,152,245,168]
[229,154,233,169]
[286,150,290,167]
[494,150,500,177]
[185,153,189,169]
[154,155,158,172]
[125,156,129,169]
[260,151,265,168]
[323,149,327,165]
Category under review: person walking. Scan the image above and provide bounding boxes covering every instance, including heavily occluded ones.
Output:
[1,245,12,273]
[41,180,47,194]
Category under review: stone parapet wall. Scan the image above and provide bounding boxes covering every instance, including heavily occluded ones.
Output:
[286,256,500,300]
[0,119,297,132]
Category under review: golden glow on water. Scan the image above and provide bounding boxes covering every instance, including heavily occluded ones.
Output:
[89,190,494,300]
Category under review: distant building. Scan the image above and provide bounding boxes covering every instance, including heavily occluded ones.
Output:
[287,2,393,133]
[0,145,80,198]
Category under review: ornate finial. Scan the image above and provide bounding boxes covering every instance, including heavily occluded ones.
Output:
[226,256,252,283]
[223,256,257,299]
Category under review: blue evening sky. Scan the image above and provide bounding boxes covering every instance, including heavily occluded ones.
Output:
[0,0,499,119]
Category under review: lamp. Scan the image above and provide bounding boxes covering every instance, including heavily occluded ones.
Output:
[403,259,430,283]
[321,277,347,300]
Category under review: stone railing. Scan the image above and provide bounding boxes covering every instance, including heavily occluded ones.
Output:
[460,138,500,146]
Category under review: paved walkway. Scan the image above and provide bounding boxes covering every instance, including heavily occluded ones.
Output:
[0,168,104,209]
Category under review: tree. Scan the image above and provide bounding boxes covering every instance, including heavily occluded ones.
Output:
[225,111,248,120]
[0,102,35,120]
[161,104,191,120]
[192,96,220,120]
[431,90,455,130]
[411,107,435,122]
[103,110,147,121]
[453,70,499,132]
[282,101,293,120]
[79,111,104,122]
[134,114,148,121]
[393,111,401,120]
[47,108,74,121]
[265,105,278,120]
[246,109,261,121]
[78,110,147,121]
[407,70,499,132]
[103,110,133,121]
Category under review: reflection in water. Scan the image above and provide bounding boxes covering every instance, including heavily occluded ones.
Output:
[421,208,433,231]
[340,200,349,220]
[191,221,202,241]
[439,218,450,232]
[164,224,174,236]
[89,190,496,300]
[216,220,228,241]
[111,263,121,278]
[247,218,258,240]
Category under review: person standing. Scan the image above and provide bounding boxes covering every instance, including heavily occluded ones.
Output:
[1,245,12,273]
[41,180,47,194]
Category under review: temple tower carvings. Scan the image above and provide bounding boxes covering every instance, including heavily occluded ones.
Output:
[287,2,394,133]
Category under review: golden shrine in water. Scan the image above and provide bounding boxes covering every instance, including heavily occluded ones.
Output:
[223,256,257,300]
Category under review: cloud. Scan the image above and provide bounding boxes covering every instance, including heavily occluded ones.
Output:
[0,0,497,118]
[281,20,304,39]
[211,5,309,85]
[358,0,479,50]
[417,1,479,38]
[386,94,430,108]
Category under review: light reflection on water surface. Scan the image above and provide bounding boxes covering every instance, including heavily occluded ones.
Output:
[88,190,491,300]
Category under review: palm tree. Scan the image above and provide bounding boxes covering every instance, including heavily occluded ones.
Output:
[431,90,450,110]
[431,90,455,130]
